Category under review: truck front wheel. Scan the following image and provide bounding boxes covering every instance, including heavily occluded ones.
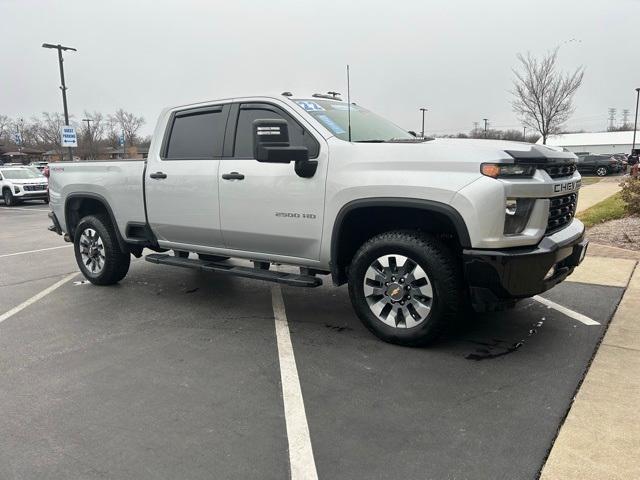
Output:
[73,214,131,285]
[348,231,464,346]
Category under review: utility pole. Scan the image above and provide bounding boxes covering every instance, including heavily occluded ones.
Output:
[523,126,526,141]
[633,88,640,156]
[483,118,489,138]
[42,43,77,161]
[419,108,428,138]
[622,109,630,128]
[608,107,616,130]
[82,118,93,159]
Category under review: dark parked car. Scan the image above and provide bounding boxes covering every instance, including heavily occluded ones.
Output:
[576,154,621,176]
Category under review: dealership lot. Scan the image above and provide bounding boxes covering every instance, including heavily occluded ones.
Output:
[0,203,628,479]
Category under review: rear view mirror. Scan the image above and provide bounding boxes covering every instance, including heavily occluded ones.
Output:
[252,119,309,163]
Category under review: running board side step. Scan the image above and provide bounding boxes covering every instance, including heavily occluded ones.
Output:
[145,254,323,288]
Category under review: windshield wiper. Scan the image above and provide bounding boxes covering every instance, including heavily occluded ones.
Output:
[353,139,385,143]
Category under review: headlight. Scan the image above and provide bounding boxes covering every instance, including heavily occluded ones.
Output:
[13,185,20,194]
[481,163,536,178]
[504,198,535,235]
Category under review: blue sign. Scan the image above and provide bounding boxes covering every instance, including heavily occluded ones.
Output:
[119,132,125,147]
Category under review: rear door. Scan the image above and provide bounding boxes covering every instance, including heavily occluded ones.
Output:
[145,104,230,248]
[217,101,326,260]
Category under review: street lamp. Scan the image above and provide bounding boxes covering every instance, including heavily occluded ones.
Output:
[419,108,428,138]
[42,43,77,161]
[632,87,640,156]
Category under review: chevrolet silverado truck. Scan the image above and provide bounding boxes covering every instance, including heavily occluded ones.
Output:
[48,93,587,346]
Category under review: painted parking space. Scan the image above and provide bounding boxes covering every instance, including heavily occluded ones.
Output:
[0,209,630,479]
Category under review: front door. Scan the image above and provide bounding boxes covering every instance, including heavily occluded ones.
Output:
[218,102,326,260]
[145,104,230,248]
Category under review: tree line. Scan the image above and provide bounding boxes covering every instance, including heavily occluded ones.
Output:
[0,109,148,158]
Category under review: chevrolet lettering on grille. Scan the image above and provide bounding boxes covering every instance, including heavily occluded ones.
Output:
[553,180,580,193]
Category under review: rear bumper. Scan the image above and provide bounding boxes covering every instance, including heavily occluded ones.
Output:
[463,220,588,310]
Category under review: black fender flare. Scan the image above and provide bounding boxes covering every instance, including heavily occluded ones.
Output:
[329,197,471,284]
[64,192,128,252]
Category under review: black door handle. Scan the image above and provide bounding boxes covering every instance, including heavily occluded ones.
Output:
[222,172,245,180]
[149,172,167,179]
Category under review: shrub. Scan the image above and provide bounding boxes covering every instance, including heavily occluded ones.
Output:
[620,177,640,216]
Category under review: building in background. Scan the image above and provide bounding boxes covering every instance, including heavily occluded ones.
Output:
[538,131,637,155]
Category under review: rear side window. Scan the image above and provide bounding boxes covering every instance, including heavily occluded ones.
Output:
[165,106,228,159]
[232,103,319,159]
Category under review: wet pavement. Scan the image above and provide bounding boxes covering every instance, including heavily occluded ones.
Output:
[0,203,624,479]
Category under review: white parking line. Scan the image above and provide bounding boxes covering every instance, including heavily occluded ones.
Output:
[0,272,77,324]
[271,285,319,480]
[0,206,50,213]
[0,245,72,258]
[533,295,600,325]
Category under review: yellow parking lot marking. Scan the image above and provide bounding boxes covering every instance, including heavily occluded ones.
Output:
[533,295,600,326]
[0,245,73,258]
[0,272,77,324]
[271,285,319,480]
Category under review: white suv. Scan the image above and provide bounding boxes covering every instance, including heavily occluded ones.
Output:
[0,166,49,206]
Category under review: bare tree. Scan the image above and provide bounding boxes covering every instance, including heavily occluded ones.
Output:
[79,111,106,158]
[0,114,11,143]
[31,112,73,149]
[108,109,145,146]
[511,48,584,144]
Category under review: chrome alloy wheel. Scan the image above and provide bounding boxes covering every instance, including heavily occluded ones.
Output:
[79,228,105,274]
[363,254,434,328]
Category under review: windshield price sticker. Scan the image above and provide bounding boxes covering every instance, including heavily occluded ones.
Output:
[316,114,346,135]
[295,101,325,112]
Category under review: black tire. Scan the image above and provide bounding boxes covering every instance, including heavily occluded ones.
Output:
[3,188,15,206]
[596,166,608,176]
[74,214,130,285]
[348,231,464,346]
[198,253,229,262]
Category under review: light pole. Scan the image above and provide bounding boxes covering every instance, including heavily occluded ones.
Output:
[419,108,428,138]
[82,118,93,159]
[483,118,489,138]
[632,87,640,156]
[42,43,77,161]
[523,126,527,141]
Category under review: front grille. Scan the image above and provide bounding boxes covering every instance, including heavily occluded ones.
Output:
[540,163,577,178]
[23,184,47,191]
[547,193,577,233]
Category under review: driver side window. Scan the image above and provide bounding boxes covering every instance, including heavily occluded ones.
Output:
[232,103,319,159]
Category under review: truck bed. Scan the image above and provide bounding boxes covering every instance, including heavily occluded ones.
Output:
[48,160,147,241]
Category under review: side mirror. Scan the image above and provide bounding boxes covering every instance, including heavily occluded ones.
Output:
[252,118,318,178]
[253,119,308,163]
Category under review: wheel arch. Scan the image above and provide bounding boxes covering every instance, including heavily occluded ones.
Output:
[64,192,128,251]
[330,198,471,285]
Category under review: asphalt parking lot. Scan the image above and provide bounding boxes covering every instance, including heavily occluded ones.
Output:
[0,202,625,480]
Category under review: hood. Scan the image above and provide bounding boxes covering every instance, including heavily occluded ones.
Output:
[5,178,48,185]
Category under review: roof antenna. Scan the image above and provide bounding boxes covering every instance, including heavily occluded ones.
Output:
[347,64,352,142]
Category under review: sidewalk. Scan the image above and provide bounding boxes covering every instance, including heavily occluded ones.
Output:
[576,176,623,213]
[540,247,640,479]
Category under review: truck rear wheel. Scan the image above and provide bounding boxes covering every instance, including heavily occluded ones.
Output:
[74,214,130,285]
[348,231,463,346]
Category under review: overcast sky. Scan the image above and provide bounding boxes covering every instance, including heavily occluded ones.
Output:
[2,0,639,136]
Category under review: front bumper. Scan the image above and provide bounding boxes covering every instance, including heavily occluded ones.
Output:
[463,220,588,310]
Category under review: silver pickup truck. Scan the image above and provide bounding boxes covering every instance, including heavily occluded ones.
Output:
[48,93,587,345]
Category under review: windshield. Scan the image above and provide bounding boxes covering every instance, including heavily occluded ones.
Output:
[0,168,45,180]
[293,98,418,142]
